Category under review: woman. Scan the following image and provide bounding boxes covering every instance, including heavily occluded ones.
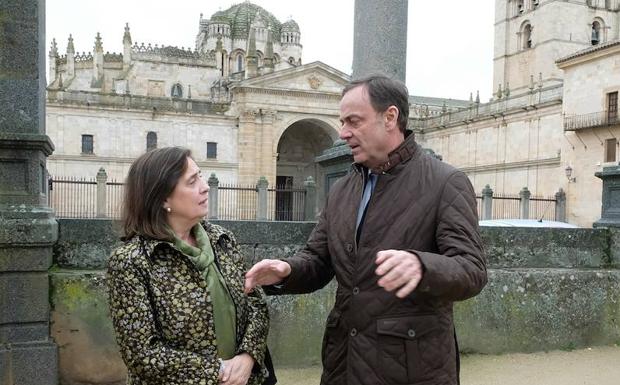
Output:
[107,147,274,385]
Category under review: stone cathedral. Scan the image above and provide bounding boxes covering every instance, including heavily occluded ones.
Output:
[46,0,620,226]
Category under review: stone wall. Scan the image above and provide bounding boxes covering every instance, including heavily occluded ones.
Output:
[50,219,620,385]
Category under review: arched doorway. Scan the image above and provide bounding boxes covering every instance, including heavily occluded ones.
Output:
[275,118,338,220]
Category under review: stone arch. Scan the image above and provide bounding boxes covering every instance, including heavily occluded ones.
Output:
[273,117,339,219]
[591,17,606,45]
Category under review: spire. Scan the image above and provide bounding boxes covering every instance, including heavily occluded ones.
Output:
[475,90,480,104]
[123,23,132,46]
[263,25,275,73]
[442,101,447,113]
[49,38,58,57]
[66,34,75,54]
[94,32,103,53]
[245,24,258,78]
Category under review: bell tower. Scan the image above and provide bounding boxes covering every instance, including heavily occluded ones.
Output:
[493,0,620,97]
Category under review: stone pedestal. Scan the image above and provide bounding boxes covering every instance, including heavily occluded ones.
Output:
[316,139,353,207]
[594,165,620,228]
[352,0,408,82]
[0,0,59,384]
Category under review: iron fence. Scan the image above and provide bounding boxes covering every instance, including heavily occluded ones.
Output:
[267,186,306,221]
[476,193,557,220]
[48,177,97,218]
[218,184,258,220]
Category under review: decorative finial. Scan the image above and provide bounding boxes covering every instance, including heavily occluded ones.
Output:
[94,32,103,52]
[49,38,58,57]
[504,82,510,98]
[538,72,543,89]
[496,83,503,99]
[123,23,132,45]
[475,90,480,104]
[529,74,535,90]
[67,34,75,53]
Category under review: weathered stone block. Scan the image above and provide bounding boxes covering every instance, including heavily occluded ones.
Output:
[0,246,53,272]
[481,227,609,268]
[10,341,58,385]
[0,323,49,343]
[0,273,49,324]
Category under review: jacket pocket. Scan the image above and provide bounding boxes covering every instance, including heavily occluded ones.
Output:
[376,314,449,383]
[321,310,343,379]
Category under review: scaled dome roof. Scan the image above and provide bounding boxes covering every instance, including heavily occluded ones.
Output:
[281,19,300,33]
[209,2,283,39]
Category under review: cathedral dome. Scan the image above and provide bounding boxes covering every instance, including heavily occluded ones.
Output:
[209,2,282,39]
[281,19,300,33]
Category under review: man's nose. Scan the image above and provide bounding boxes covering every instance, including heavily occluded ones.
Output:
[339,127,352,140]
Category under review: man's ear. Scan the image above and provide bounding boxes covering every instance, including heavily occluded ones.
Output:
[384,105,399,131]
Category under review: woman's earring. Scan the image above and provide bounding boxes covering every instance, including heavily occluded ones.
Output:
[165,207,171,213]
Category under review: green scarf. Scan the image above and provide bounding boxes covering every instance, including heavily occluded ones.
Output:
[173,224,237,359]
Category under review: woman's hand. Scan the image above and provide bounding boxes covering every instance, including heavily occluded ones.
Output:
[219,353,255,385]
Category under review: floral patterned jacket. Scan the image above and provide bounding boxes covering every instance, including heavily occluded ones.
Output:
[107,221,269,385]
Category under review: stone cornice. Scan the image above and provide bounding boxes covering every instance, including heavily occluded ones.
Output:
[0,132,55,155]
[48,154,237,169]
[233,86,342,100]
[459,156,561,174]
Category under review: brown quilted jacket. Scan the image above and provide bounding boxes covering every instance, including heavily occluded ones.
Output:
[279,133,487,385]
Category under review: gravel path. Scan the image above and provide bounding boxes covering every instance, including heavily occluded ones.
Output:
[274,345,620,385]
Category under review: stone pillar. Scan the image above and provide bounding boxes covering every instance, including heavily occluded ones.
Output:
[304,176,317,221]
[594,165,620,228]
[0,1,59,384]
[208,173,219,220]
[256,176,269,221]
[96,167,107,218]
[519,187,531,220]
[481,185,493,220]
[555,188,567,222]
[352,0,408,82]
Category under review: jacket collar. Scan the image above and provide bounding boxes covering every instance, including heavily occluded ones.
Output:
[132,220,228,260]
[353,130,419,175]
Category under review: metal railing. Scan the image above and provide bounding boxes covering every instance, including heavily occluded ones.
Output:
[48,169,317,221]
[564,110,619,131]
[477,186,564,222]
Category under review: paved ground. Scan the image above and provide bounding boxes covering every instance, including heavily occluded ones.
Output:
[275,345,620,385]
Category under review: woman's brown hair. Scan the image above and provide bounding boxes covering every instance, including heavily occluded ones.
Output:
[121,147,191,241]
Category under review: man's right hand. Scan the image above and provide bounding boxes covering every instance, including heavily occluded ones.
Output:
[244,259,291,294]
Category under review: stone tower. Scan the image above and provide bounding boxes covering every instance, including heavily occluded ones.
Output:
[493,0,620,96]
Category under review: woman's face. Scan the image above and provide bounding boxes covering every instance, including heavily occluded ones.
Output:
[164,157,209,227]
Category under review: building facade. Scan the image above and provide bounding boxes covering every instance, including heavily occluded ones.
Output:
[46,0,620,226]
[414,0,620,226]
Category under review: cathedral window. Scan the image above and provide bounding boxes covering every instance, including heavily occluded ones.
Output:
[237,54,244,72]
[517,0,524,14]
[171,83,183,98]
[146,131,157,151]
[81,135,93,154]
[591,19,605,45]
[288,57,295,65]
[521,23,533,49]
[207,142,218,159]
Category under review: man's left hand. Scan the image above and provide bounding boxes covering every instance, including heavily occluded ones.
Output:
[375,250,424,298]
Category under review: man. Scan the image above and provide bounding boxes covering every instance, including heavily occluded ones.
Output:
[245,75,487,385]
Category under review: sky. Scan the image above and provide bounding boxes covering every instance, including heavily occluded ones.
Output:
[46,0,495,101]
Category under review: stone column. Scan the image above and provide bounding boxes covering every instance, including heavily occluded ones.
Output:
[555,188,567,222]
[304,176,317,221]
[208,173,219,220]
[96,167,107,218]
[256,176,269,221]
[352,0,408,82]
[0,1,59,384]
[481,185,494,220]
[594,165,620,228]
[519,187,531,220]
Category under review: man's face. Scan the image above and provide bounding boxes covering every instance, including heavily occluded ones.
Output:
[339,85,391,169]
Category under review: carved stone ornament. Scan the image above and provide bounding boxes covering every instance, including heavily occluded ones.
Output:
[308,74,322,90]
